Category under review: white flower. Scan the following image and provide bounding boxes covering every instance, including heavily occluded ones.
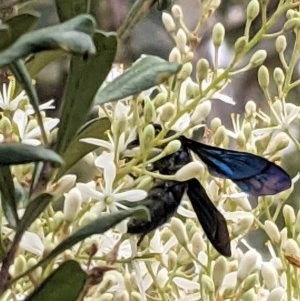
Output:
[0,80,27,111]
[254,100,300,138]
[98,229,132,259]
[77,153,147,231]
[2,226,44,256]
[13,109,59,145]
[201,72,236,105]
[25,99,56,115]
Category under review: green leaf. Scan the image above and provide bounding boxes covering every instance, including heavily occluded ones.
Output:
[25,260,87,301]
[56,0,89,21]
[0,144,63,166]
[0,166,18,227]
[0,14,96,67]
[55,31,117,155]
[0,12,40,51]
[95,55,181,105]
[25,50,63,80]
[56,117,110,179]
[17,193,53,233]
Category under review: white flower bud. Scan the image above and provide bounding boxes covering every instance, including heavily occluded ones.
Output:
[169,47,181,63]
[191,101,212,124]
[213,125,226,146]
[210,117,222,132]
[172,5,183,19]
[280,227,288,248]
[115,291,129,301]
[233,195,252,211]
[157,268,168,288]
[191,231,205,256]
[0,115,12,136]
[234,36,247,55]
[261,263,278,290]
[175,161,203,181]
[27,257,42,281]
[144,98,155,123]
[258,65,269,89]
[63,187,82,222]
[131,292,143,301]
[242,274,258,292]
[266,287,285,301]
[136,175,153,190]
[295,211,300,234]
[241,289,256,301]
[186,81,199,98]
[273,67,285,87]
[177,247,190,265]
[223,287,236,299]
[111,102,128,136]
[283,204,296,228]
[196,58,209,83]
[284,239,299,256]
[98,293,114,301]
[212,256,227,291]
[12,255,27,277]
[245,100,257,116]
[232,214,254,236]
[186,51,194,62]
[162,12,176,33]
[170,217,188,246]
[168,250,177,270]
[99,274,117,293]
[48,174,77,196]
[53,211,65,230]
[207,0,221,15]
[249,50,267,67]
[178,62,193,81]
[265,132,289,155]
[159,102,175,122]
[275,35,287,53]
[153,91,168,107]
[237,250,260,281]
[212,22,225,48]
[265,220,281,244]
[142,124,155,146]
[246,0,260,21]
[283,18,300,32]
[286,9,298,20]
[163,139,181,155]
[44,233,57,253]
[201,274,215,294]
[176,29,187,53]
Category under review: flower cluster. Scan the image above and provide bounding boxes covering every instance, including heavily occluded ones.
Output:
[1,0,300,301]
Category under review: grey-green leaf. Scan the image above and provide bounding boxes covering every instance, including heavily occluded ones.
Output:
[94,55,181,105]
[56,117,110,179]
[0,14,96,67]
[55,31,117,155]
[0,12,40,51]
[0,166,18,227]
[0,144,63,166]
[25,50,63,81]
[17,193,53,233]
[56,0,89,21]
[25,260,87,301]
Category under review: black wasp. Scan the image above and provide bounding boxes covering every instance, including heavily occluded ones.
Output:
[126,124,291,257]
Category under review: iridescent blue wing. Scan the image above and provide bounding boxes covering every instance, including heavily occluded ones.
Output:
[187,179,231,257]
[181,137,291,196]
